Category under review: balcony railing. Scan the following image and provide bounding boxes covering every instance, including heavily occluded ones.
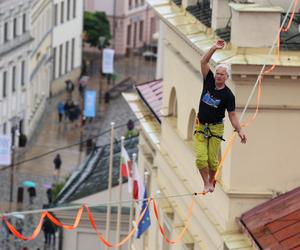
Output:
[172,0,182,7]
[186,0,212,28]
[280,13,300,50]
[0,32,33,57]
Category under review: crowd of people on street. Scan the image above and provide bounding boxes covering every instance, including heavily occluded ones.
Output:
[57,100,81,125]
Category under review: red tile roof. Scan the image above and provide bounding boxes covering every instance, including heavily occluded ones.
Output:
[136,79,163,123]
[239,186,300,249]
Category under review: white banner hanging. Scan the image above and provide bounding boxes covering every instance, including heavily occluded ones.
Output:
[102,48,115,74]
[0,135,11,166]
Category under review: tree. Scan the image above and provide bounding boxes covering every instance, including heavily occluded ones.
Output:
[84,11,111,48]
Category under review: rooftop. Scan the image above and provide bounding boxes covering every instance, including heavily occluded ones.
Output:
[240,186,300,249]
[56,136,139,204]
[136,79,163,123]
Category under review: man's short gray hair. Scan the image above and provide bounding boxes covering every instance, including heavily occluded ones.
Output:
[215,64,231,80]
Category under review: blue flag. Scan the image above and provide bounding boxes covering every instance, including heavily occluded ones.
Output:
[136,190,151,238]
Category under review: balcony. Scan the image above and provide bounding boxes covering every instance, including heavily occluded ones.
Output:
[280,13,300,50]
[0,32,33,57]
[215,27,231,42]
[186,0,212,28]
[172,0,182,7]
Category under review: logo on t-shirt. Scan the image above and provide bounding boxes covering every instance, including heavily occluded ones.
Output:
[202,91,221,108]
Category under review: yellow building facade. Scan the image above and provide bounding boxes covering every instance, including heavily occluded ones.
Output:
[124,0,300,249]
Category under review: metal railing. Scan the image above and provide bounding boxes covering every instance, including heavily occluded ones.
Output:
[280,13,300,50]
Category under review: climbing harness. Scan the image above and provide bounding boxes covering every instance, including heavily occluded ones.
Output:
[194,123,225,141]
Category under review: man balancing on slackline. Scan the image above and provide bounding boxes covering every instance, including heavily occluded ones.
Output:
[194,39,247,193]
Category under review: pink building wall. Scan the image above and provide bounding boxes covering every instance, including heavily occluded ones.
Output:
[85,0,158,55]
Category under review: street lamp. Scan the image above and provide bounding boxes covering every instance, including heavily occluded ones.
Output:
[98,36,106,105]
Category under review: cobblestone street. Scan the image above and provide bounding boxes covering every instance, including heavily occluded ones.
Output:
[0,54,156,249]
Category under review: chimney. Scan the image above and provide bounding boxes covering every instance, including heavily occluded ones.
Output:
[229,3,283,47]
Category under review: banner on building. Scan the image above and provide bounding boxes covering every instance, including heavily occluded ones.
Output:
[102,48,115,74]
[84,90,97,118]
[0,135,11,166]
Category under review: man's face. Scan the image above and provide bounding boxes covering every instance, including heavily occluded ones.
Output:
[215,67,228,85]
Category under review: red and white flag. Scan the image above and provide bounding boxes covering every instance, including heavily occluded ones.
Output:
[120,145,132,193]
[132,157,145,208]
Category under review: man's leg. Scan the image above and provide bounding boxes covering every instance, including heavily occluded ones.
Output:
[194,124,209,192]
[208,124,224,192]
[199,167,210,193]
[208,168,217,190]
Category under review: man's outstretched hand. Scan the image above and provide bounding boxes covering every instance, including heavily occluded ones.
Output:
[214,40,225,50]
[238,130,247,144]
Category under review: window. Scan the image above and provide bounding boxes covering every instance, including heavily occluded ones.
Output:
[12,66,16,92]
[54,4,58,26]
[150,17,156,38]
[135,0,139,7]
[133,22,137,48]
[13,18,17,38]
[71,38,75,69]
[23,14,26,33]
[67,0,71,21]
[139,20,144,41]
[59,44,63,76]
[3,123,6,135]
[127,25,131,45]
[53,47,57,79]
[73,0,76,18]
[21,61,25,86]
[61,1,64,24]
[65,41,69,73]
[4,22,8,42]
[129,0,132,9]
[3,71,7,98]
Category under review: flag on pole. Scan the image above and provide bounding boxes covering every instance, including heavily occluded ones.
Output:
[120,145,132,193]
[136,190,151,238]
[133,158,145,208]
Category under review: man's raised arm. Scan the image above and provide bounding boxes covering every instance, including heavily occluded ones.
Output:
[200,40,225,79]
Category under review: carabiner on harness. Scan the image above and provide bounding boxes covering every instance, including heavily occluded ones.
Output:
[203,124,210,139]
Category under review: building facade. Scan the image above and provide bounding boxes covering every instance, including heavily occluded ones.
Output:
[28,0,53,137]
[51,0,83,94]
[123,0,300,249]
[85,0,158,55]
[0,0,32,144]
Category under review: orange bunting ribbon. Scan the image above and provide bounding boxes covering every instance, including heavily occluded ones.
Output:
[2,198,156,248]
[2,197,197,247]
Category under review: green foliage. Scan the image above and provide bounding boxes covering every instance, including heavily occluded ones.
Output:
[84,11,111,48]
[52,175,70,201]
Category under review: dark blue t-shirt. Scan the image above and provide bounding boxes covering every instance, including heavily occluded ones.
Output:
[198,70,235,123]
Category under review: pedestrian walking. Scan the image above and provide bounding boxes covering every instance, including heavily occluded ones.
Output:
[15,218,24,235]
[27,187,36,204]
[78,77,87,98]
[53,154,62,182]
[57,101,65,123]
[1,216,9,244]
[65,80,74,100]
[67,101,76,123]
[46,188,53,204]
[42,217,56,246]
